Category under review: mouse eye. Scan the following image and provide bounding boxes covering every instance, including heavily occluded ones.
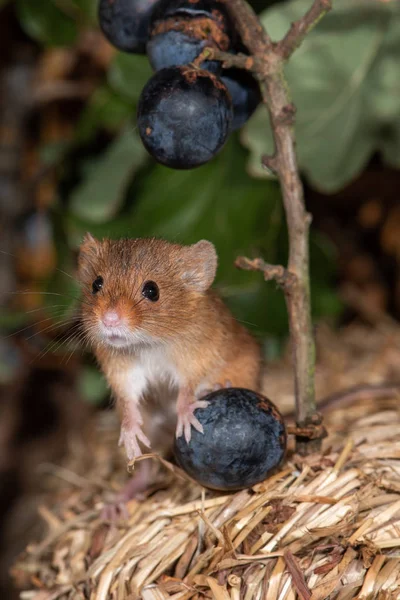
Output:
[92,276,104,294]
[142,280,159,302]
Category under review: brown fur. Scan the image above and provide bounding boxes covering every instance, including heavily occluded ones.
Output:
[78,235,262,457]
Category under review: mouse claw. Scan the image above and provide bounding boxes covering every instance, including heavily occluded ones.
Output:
[176,399,209,443]
[119,425,151,461]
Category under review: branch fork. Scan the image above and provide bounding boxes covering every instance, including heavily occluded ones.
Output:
[277,0,332,59]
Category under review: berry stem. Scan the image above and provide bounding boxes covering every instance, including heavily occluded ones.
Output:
[224,0,332,455]
[192,48,255,71]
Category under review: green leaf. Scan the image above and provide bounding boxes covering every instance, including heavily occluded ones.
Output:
[66,136,286,335]
[108,53,153,104]
[243,0,400,192]
[16,0,77,46]
[65,134,339,337]
[69,127,148,223]
[126,137,290,335]
[128,138,278,249]
[75,84,133,142]
[374,14,400,167]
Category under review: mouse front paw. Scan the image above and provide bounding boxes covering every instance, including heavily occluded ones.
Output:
[176,399,209,443]
[119,424,151,461]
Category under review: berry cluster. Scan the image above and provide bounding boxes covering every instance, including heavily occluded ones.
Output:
[99,0,261,169]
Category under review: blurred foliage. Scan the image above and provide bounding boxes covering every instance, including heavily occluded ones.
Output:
[244,0,400,192]
[10,1,340,329]
[13,0,400,192]
[15,0,98,43]
[13,0,400,400]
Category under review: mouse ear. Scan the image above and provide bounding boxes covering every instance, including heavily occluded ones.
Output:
[181,240,217,291]
[78,233,100,276]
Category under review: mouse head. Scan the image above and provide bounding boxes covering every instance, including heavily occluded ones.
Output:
[78,235,217,349]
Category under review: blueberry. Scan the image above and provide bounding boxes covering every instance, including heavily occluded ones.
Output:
[174,388,286,491]
[137,66,233,169]
[147,0,234,72]
[147,25,223,73]
[98,0,160,53]
[222,68,261,131]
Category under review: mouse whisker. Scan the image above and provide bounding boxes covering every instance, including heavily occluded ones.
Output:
[63,343,82,366]
[13,304,70,316]
[53,267,75,281]
[2,310,73,339]
[235,318,257,328]
[32,322,84,363]
[9,290,91,308]
[78,324,100,348]
[128,280,144,302]
[59,329,89,364]
[24,317,80,342]
[132,296,146,309]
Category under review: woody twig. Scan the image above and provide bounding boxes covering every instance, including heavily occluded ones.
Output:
[220,0,333,454]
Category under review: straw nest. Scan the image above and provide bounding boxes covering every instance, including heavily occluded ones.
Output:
[12,325,400,600]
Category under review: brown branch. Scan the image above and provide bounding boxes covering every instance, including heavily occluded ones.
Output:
[226,0,331,455]
[266,88,316,430]
[257,60,317,452]
[278,0,333,60]
[235,256,296,291]
[224,0,272,53]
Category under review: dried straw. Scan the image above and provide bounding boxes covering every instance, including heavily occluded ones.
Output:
[12,391,400,600]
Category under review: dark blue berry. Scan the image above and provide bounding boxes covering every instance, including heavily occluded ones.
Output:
[147,26,221,73]
[147,0,234,71]
[222,68,261,131]
[174,388,286,491]
[98,0,160,53]
[137,66,233,169]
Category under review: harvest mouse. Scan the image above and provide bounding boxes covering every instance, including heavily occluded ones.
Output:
[78,235,262,463]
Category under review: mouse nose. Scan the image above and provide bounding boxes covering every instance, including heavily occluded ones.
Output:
[102,310,122,328]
